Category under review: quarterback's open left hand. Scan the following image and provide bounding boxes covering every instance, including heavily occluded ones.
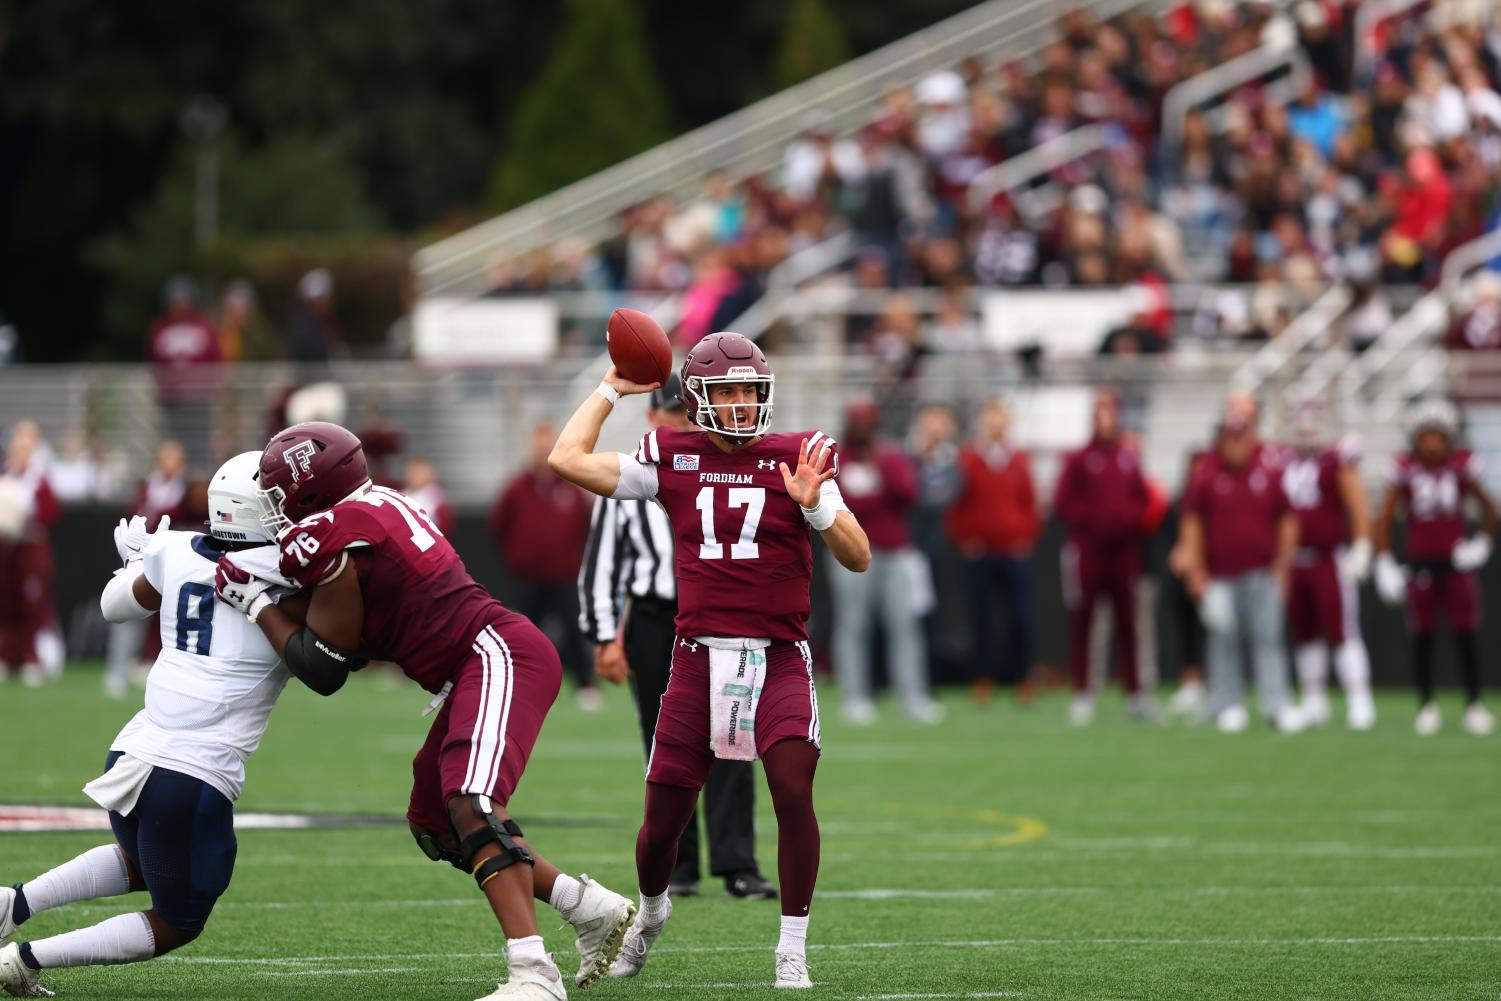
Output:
[780,436,836,508]
[114,514,170,565]
[215,556,275,618]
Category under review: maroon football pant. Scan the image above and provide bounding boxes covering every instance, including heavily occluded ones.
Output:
[0,539,52,670]
[1063,540,1140,693]
[1287,552,1352,646]
[406,615,562,833]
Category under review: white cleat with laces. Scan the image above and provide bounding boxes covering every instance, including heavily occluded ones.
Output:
[0,943,53,998]
[607,901,671,979]
[1463,703,1495,736]
[0,887,17,946]
[474,955,567,1000]
[1414,703,1441,736]
[774,951,812,989]
[565,875,635,988]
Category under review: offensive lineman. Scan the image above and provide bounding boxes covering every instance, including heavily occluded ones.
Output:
[1373,399,1497,735]
[214,422,633,1000]
[1,454,295,997]
[549,331,872,989]
[1277,402,1377,730]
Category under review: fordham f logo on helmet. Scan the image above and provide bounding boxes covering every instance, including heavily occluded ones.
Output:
[257,421,372,535]
[680,331,775,439]
[282,440,319,483]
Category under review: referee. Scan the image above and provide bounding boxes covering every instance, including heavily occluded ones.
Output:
[577,374,774,899]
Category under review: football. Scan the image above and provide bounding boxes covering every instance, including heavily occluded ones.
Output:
[606,308,673,386]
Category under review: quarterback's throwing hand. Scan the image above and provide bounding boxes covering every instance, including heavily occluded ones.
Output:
[780,437,836,508]
[114,514,170,565]
[603,365,661,398]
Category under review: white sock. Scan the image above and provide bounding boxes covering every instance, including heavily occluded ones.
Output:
[21,845,131,917]
[1335,639,1373,703]
[777,915,809,957]
[639,891,669,925]
[27,912,155,969]
[506,935,547,967]
[550,873,583,916]
[1294,643,1327,698]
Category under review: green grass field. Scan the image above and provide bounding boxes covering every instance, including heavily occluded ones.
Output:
[2,666,1498,1000]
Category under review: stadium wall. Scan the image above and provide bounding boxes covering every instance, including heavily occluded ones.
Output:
[51,507,1497,692]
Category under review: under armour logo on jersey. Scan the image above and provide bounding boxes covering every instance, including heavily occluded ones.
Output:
[679,638,699,652]
[757,460,776,470]
[283,440,318,482]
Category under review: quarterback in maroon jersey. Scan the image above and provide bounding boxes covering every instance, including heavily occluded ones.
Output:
[1278,402,1376,730]
[213,421,635,1001]
[1374,399,1497,736]
[549,331,871,990]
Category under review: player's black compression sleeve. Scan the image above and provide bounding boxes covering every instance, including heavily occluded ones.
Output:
[284,628,366,696]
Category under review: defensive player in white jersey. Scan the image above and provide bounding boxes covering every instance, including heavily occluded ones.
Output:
[0,453,299,998]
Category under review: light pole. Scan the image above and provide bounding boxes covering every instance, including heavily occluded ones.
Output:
[181,96,226,254]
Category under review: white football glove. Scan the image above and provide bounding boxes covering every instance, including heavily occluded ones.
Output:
[114,514,170,565]
[1198,581,1235,634]
[1374,552,1407,606]
[1453,534,1492,573]
[1345,538,1373,582]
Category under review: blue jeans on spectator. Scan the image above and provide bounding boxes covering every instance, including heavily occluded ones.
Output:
[966,553,1033,684]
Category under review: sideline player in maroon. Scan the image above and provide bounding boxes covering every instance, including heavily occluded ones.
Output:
[1054,391,1151,724]
[212,421,636,1001]
[548,331,871,990]
[1373,399,1497,736]
[1278,401,1377,730]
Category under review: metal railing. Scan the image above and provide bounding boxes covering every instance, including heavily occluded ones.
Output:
[1159,34,1310,155]
[1229,283,1353,393]
[413,0,1163,300]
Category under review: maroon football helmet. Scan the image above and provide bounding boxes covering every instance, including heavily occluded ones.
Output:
[680,331,775,438]
[258,421,371,534]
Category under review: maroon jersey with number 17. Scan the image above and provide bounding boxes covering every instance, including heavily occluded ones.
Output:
[276,484,510,693]
[622,427,841,643]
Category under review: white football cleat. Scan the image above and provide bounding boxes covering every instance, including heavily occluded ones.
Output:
[1166,679,1205,717]
[475,955,567,1000]
[1125,692,1158,722]
[774,951,812,989]
[1463,703,1495,736]
[607,902,670,979]
[1299,692,1331,727]
[1067,694,1095,727]
[841,701,876,726]
[565,875,634,988]
[0,943,53,998]
[1414,703,1441,736]
[1346,695,1376,731]
[905,700,945,725]
[1273,705,1306,734]
[1215,705,1249,733]
[18,666,42,689]
[0,887,16,946]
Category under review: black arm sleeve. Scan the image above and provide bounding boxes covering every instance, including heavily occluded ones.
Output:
[284,628,367,697]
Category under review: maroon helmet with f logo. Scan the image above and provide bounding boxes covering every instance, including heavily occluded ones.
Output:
[258,421,371,535]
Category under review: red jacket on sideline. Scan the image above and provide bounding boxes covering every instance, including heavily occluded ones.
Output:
[837,444,919,550]
[945,442,1040,555]
[1054,437,1149,546]
[489,470,592,584]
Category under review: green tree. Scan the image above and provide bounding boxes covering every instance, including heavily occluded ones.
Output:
[485,0,672,212]
[89,132,378,358]
[773,0,851,91]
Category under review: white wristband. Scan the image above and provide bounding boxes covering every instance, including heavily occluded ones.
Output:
[801,500,836,532]
[247,592,275,624]
[595,381,621,405]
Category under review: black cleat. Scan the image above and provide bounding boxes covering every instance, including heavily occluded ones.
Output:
[724,871,777,900]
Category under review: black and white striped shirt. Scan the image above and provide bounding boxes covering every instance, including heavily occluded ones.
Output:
[577,495,676,644]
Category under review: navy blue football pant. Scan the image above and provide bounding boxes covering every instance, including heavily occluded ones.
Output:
[104,752,237,933]
[965,554,1034,684]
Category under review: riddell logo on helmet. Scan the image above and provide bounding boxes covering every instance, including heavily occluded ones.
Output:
[283,441,318,483]
[725,366,759,378]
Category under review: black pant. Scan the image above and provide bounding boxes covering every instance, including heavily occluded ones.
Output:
[625,597,758,882]
[516,580,594,690]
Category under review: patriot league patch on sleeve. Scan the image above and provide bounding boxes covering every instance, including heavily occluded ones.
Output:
[673,454,700,471]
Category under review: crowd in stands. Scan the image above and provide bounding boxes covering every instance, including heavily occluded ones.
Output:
[487,2,1501,359]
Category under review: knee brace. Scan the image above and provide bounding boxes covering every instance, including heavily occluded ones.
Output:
[455,795,533,889]
[414,830,465,871]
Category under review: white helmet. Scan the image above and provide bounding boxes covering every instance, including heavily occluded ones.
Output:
[1406,397,1459,441]
[207,451,276,544]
